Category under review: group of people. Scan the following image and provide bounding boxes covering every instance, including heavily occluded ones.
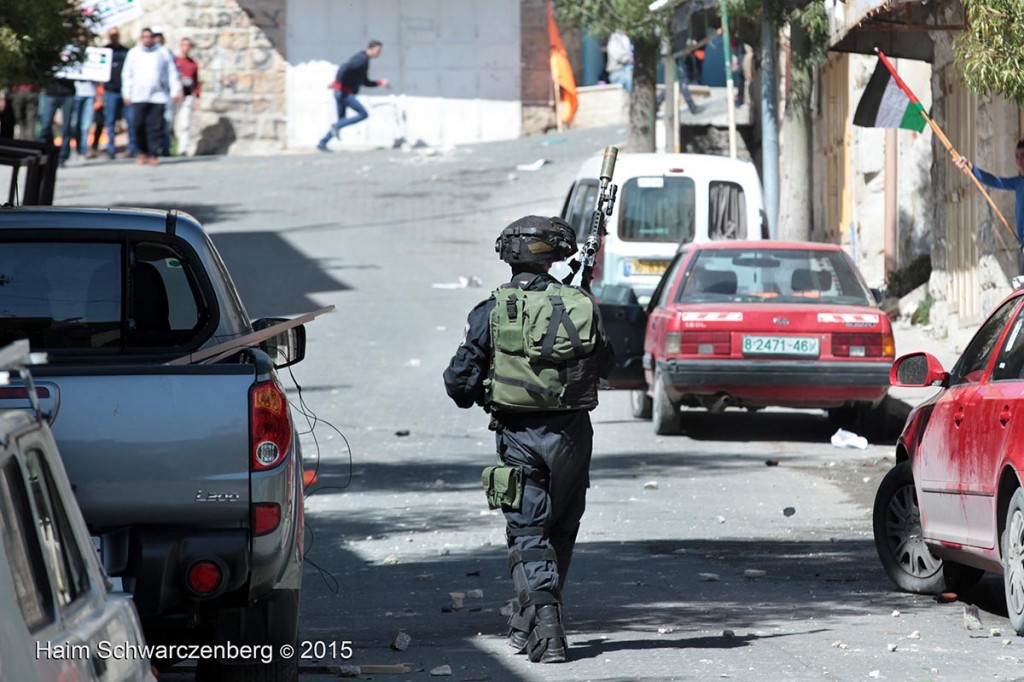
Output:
[0,26,200,166]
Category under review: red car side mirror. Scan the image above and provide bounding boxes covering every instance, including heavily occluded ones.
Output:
[889,352,948,388]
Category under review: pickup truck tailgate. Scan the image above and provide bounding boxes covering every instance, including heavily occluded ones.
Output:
[10,365,256,530]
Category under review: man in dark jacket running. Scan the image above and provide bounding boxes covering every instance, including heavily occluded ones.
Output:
[443,216,613,664]
[317,40,389,151]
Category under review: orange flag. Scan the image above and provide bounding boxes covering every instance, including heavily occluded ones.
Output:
[548,2,577,125]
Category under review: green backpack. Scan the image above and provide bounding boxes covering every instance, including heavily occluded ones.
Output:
[486,282,598,411]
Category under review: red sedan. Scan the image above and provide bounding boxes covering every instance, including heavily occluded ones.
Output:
[631,241,894,434]
[876,287,1024,633]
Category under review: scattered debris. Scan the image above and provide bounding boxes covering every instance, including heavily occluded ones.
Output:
[722,629,735,639]
[515,159,549,171]
[466,570,481,577]
[868,671,880,679]
[432,479,447,489]
[783,507,796,517]
[716,515,727,524]
[831,641,848,650]
[765,459,779,466]
[479,509,500,516]
[432,276,484,290]
[964,604,983,631]
[862,477,872,483]
[382,555,401,565]
[436,326,448,332]
[887,643,897,652]
[404,358,422,367]
[644,481,659,490]
[891,609,901,618]
[394,430,411,437]
[698,573,720,582]
[337,665,361,677]
[390,631,412,651]
[830,428,868,450]
[907,631,920,639]
[449,592,465,610]
[743,569,766,579]
[1004,639,1014,646]
[935,592,957,603]
[991,628,1003,637]
[417,574,434,582]
[430,665,453,676]
[467,589,484,599]
[657,627,675,634]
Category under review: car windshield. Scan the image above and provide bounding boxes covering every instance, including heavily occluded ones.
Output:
[618,176,695,243]
[676,248,875,306]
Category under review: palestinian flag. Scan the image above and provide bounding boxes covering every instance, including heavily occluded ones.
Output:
[853,53,927,132]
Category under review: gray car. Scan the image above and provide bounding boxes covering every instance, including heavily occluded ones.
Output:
[0,340,155,682]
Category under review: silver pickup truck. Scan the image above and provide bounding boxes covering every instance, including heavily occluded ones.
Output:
[0,207,306,681]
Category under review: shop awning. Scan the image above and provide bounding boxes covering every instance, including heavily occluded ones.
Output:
[829,0,965,62]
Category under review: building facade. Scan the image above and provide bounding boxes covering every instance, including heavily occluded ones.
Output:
[121,0,546,155]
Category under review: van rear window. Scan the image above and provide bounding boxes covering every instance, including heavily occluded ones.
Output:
[0,241,209,352]
[618,176,695,243]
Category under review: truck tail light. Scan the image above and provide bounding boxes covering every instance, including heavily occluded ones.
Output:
[833,333,894,358]
[186,560,223,595]
[253,503,281,536]
[250,380,292,471]
[666,331,730,356]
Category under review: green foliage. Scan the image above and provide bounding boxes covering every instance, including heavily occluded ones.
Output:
[553,0,669,43]
[911,294,933,327]
[954,0,1024,106]
[0,0,90,88]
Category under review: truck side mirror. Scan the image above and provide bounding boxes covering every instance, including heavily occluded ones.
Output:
[253,318,306,369]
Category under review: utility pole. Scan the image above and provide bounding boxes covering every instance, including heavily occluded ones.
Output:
[760,9,779,238]
[720,0,738,159]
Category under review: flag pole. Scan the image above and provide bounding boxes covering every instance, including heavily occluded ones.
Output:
[874,48,1015,242]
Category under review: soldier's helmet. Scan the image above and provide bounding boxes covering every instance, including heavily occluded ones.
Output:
[495,215,577,264]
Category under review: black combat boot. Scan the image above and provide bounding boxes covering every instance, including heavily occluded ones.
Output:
[508,628,528,653]
[527,605,567,663]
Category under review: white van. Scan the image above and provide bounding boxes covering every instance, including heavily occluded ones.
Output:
[560,153,767,303]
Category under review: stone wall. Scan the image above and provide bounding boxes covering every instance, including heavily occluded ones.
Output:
[121,0,288,155]
[521,0,555,134]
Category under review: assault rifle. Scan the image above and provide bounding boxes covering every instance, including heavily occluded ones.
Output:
[563,145,618,293]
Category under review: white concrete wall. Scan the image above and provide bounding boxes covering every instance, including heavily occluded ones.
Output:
[286,0,522,149]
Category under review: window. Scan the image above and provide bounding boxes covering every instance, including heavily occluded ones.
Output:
[618,176,696,243]
[0,459,54,631]
[25,449,89,607]
[0,239,209,351]
[566,182,599,240]
[654,253,686,309]
[951,298,1020,385]
[708,181,747,240]
[0,242,122,349]
[676,248,873,306]
[993,311,1024,382]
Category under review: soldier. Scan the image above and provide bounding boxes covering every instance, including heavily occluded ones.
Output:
[443,216,613,664]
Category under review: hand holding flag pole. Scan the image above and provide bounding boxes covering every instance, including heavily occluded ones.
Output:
[854,48,1015,242]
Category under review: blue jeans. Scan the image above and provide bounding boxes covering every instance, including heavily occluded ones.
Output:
[319,91,369,145]
[71,95,95,155]
[609,65,633,93]
[37,93,74,163]
[103,91,137,156]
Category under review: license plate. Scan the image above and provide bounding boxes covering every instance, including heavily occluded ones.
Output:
[742,335,820,357]
[628,259,668,276]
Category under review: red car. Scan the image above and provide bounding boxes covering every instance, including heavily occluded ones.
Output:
[625,241,894,434]
[875,288,1024,633]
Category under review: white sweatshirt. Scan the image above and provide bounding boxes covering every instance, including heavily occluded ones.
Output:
[122,44,181,104]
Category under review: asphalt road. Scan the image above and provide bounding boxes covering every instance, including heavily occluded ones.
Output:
[54,127,1024,682]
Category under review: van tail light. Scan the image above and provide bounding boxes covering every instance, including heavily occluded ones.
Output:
[250,380,292,471]
[666,331,730,356]
[0,387,50,399]
[833,333,894,358]
[253,503,281,536]
[186,560,223,595]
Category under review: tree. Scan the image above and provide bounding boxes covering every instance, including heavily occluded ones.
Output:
[724,0,829,241]
[954,0,1024,106]
[0,0,90,88]
[554,0,671,152]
